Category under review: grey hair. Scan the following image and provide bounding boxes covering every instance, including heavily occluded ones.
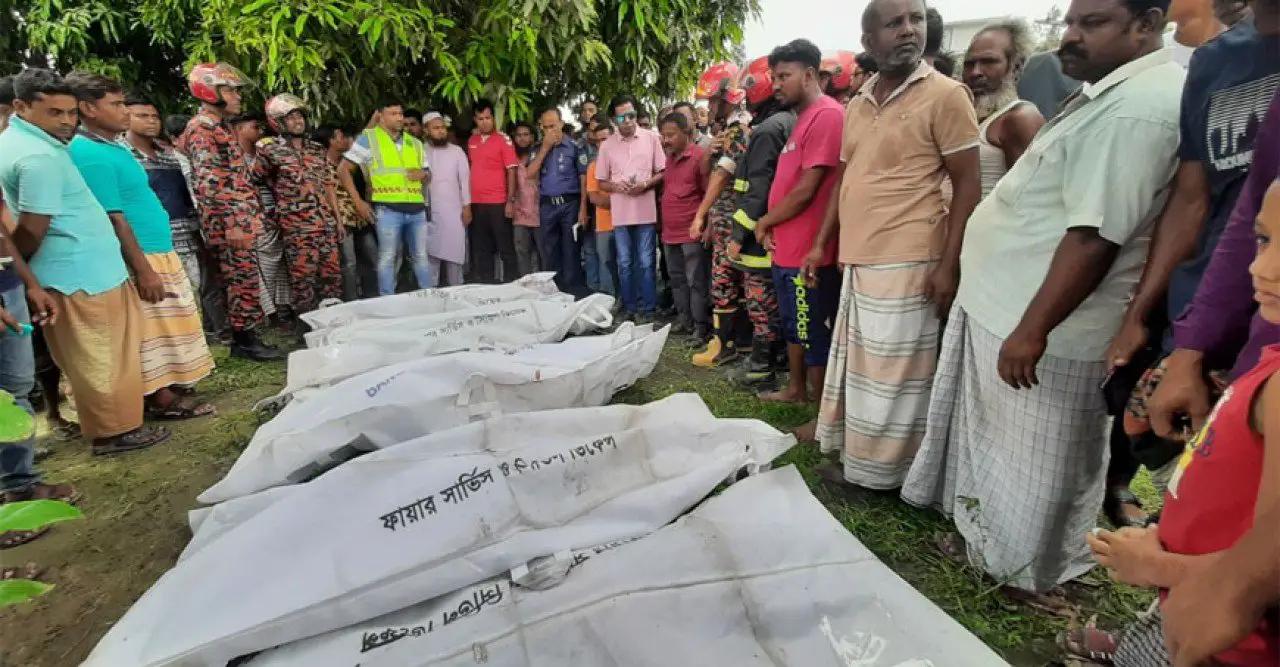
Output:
[977,17,1035,70]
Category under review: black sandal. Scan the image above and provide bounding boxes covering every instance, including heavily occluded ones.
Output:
[1,562,46,581]
[0,527,51,550]
[146,397,216,422]
[1103,488,1149,528]
[92,426,170,456]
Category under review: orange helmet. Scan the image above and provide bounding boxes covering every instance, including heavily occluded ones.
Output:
[820,50,859,94]
[188,63,249,105]
[738,56,774,107]
[265,93,307,132]
[696,62,745,105]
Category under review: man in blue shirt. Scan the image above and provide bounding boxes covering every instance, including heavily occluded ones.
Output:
[529,107,589,295]
[0,68,169,456]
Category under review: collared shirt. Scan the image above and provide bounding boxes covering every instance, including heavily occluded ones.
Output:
[513,152,540,227]
[69,129,175,255]
[0,116,127,295]
[538,136,588,197]
[595,127,665,226]
[660,143,708,244]
[119,137,197,235]
[957,49,1186,362]
[837,61,980,265]
[467,132,518,205]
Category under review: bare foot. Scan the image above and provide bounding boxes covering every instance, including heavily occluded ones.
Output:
[792,419,818,442]
[758,389,810,405]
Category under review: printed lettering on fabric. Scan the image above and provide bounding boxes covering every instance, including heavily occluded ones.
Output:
[1204,73,1280,173]
[358,583,506,653]
[377,467,497,531]
[497,435,619,478]
[793,273,810,344]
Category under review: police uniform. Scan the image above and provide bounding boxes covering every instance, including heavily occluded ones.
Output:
[538,136,589,292]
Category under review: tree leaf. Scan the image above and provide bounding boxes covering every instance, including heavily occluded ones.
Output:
[239,0,273,15]
[0,500,83,533]
[0,580,55,609]
[294,13,307,37]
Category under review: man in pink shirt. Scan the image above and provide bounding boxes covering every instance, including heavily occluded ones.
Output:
[466,99,519,283]
[595,95,665,319]
[754,39,843,418]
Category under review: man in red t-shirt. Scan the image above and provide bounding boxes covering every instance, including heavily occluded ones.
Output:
[466,99,519,283]
[658,112,710,341]
[753,39,843,417]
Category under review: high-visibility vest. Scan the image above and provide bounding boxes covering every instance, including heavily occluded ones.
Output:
[365,127,426,205]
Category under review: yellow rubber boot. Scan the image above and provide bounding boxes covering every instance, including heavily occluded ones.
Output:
[692,309,739,368]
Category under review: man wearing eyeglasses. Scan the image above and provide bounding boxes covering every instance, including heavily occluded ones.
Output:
[595,96,666,321]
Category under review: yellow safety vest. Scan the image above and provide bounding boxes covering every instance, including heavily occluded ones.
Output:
[365,127,426,205]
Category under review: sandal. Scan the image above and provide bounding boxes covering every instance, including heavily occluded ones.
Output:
[1103,488,1149,528]
[0,527,51,550]
[51,420,81,442]
[146,397,216,422]
[1057,619,1119,664]
[3,482,82,505]
[1,562,46,581]
[933,531,967,564]
[92,426,170,456]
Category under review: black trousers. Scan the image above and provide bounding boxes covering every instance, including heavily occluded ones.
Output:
[469,203,518,284]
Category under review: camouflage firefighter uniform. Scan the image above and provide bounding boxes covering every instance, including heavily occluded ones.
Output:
[255,137,343,314]
[693,117,784,368]
[181,110,266,332]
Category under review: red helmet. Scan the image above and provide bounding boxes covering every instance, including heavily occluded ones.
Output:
[696,62,745,105]
[738,56,774,107]
[265,93,307,132]
[187,63,249,105]
[820,50,859,94]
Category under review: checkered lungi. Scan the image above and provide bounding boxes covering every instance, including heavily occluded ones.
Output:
[815,261,940,489]
[901,306,1110,593]
[1113,606,1173,667]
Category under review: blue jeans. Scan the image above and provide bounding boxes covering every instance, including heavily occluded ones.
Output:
[582,227,601,291]
[614,224,657,315]
[0,283,38,494]
[375,206,431,296]
[539,197,584,291]
[595,229,617,296]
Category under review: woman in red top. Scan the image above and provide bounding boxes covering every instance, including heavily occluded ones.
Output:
[1076,179,1280,667]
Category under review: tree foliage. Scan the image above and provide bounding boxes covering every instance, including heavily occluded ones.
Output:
[4,0,759,125]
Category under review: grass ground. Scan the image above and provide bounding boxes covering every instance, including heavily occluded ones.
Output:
[0,334,1157,667]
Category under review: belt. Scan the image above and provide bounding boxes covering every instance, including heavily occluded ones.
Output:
[541,194,579,206]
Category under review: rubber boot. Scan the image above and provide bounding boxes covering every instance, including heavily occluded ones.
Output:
[231,328,286,362]
[734,308,754,354]
[692,310,740,368]
[742,340,780,386]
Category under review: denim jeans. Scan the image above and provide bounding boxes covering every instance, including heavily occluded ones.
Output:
[375,206,431,296]
[582,227,601,291]
[0,283,39,494]
[595,229,617,296]
[614,224,657,315]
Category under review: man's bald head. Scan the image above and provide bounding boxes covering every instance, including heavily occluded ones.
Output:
[862,0,929,33]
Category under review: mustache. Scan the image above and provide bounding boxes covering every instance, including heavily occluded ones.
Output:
[1058,43,1087,59]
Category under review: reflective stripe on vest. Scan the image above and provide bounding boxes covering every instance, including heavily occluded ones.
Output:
[366,127,425,204]
[730,209,771,268]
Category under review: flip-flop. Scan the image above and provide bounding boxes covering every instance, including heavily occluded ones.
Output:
[51,421,81,442]
[933,531,967,564]
[1103,488,1149,528]
[146,397,216,421]
[0,527,51,550]
[1057,619,1119,664]
[3,482,82,505]
[1,562,46,581]
[92,426,170,456]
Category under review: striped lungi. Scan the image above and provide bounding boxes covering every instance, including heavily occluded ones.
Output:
[901,306,1109,592]
[255,218,291,316]
[140,252,215,396]
[815,261,940,490]
[42,282,144,439]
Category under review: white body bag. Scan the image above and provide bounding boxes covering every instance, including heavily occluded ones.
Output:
[245,467,1009,667]
[203,323,667,504]
[300,272,563,332]
[83,395,794,667]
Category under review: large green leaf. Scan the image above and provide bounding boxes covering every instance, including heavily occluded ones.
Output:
[0,579,55,608]
[0,500,84,533]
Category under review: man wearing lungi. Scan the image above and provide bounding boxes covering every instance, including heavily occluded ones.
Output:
[0,69,171,455]
[808,0,981,490]
[901,0,1185,594]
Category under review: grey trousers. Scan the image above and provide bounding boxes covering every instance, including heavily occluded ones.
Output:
[663,242,711,329]
[430,257,465,287]
[513,225,544,278]
[341,225,379,300]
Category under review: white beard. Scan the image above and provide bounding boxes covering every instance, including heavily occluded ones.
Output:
[973,80,1020,123]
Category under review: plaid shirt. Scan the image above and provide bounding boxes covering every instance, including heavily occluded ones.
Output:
[120,136,201,252]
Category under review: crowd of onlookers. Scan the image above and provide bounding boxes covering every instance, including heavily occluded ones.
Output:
[0,0,1278,664]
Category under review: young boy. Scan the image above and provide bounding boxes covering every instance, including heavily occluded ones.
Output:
[1075,179,1280,666]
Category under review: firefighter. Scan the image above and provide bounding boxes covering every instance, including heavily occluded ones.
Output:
[258,94,343,335]
[180,63,284,361]
[690,57,791,388]
[820,50,861,104]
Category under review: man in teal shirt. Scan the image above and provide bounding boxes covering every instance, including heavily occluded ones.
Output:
[67,72,216,422]
[0,68,168,455]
